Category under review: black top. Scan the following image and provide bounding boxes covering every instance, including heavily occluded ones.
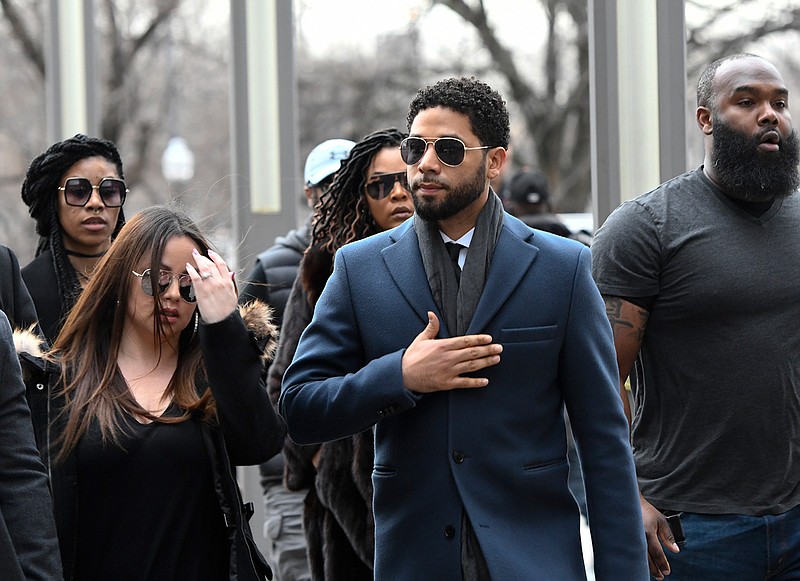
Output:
[29,311,282,580]
[74,408,227,580]
[0,245,39,331]
[21,249,70,344]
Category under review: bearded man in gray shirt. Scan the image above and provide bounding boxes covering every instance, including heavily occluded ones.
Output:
[592,53,800,580]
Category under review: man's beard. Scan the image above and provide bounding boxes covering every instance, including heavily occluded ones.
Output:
[711,117,800,201]
[411,163,486,222]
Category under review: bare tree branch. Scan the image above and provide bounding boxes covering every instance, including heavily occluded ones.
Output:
[434,0,537,116]
[99,0,179,146]
[432,0,592,210]
[129,0,182,62]
[430,0,800,212]
[0,0,44,75]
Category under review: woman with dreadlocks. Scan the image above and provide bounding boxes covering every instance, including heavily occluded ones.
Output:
[21,134,127,344]
[267,127,412,580]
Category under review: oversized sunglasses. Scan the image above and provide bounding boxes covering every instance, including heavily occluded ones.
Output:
[400,137,491,167]
[131,269,196,303]
[58,177,128,208]
[364,171,410,200]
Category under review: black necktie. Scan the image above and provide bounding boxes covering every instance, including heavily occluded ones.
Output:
[445,242,464,283]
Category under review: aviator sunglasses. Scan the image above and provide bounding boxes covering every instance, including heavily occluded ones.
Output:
[400,137,492,167]
[58,177,128,208]
[364,171,410,200]
[131,269,197,303]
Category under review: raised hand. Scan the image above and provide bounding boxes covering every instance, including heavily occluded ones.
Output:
[401,311,502,393]
[186,248,238,324]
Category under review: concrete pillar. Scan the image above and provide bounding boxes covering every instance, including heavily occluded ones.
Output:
[230,0,298,560]
[229,0,298,271]
[45,0,96,141]
[589,0,687,228]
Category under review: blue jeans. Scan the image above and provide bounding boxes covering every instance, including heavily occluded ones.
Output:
[656,505,800,580]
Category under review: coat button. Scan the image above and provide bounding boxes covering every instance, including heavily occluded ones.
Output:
[444,525,455,538]
[452,450,464,464]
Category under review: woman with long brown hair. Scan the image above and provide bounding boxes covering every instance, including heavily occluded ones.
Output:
[26,205,284,581]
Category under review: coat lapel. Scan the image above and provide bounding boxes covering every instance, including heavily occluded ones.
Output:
[382,222,443,330]
[381,218,539,337]
[467,220,539,334]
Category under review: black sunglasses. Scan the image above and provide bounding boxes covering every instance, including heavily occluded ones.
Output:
[131,269,196,303]
[58,177,128,208]
[400,137,491,167]
[364,171,410,200]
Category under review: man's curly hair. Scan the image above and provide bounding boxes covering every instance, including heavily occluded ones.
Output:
[407,77,510,149]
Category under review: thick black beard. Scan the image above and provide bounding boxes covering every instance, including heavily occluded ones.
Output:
[711,118,800,201]
[411,163,486,222]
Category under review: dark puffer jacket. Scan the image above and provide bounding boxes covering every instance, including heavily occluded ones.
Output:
[239,225,311,490]
[239,226,310,329]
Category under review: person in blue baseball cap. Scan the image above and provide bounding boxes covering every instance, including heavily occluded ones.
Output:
[303,138,357,189]
[239,137,354,581]
[240,138,355,319]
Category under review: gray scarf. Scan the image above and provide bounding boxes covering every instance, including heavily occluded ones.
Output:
[415,191,505,336]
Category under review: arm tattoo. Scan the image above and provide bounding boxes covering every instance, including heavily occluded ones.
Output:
[604,297,649,342]
[604,297,631,329]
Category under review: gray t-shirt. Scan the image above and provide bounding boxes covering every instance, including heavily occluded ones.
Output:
[591,167,800,516]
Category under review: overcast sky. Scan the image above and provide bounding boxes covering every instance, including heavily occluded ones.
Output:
[294,0,800,62]
[295,0,548,60]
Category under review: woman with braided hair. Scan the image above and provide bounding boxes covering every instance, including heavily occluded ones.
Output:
[21,134,127,343]
[267,127,413,580]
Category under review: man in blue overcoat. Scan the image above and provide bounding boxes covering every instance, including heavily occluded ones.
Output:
[281,77,648,580]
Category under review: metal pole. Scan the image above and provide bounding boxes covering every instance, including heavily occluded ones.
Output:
[657,0,688,182]
[44,0,62,143]
[45,0,93,142]
[229,0,297,271]
[590,0,686,228]
[617,0,661,203]
[230,0,298,559]
[588,0,621,229]
[229,0,249,268]
[275,0,300,229]
[82,0,97,136]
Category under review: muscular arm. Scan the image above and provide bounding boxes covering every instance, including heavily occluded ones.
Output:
[603,296,648,426]
[602,295,678,580]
